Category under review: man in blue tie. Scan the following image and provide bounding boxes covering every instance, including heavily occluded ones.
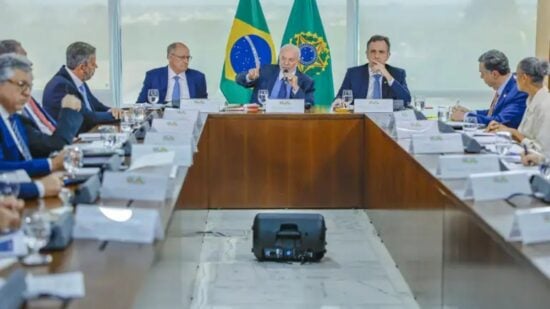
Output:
[236,44,315,109]
[136,42,207,105]
[0,54,66,199]
[333,35,411,110]
[42,42,122,132]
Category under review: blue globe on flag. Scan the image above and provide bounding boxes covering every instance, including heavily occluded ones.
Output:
[230,35,273,73]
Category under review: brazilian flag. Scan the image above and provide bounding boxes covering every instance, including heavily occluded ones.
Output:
[220,0,276,104]
[282,0,334,108]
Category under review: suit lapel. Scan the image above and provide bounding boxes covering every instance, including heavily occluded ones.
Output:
[0,118,20,160]
[185,71,195,99]
[494,77,515,113]
[267,66,279,94]
[360,64,370,99]
[160,66,169,103]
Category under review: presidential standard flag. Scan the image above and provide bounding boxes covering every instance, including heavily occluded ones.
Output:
[220,0,276,104]
[281,0,334,107]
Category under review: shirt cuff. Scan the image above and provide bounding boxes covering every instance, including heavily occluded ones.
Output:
[245,75,252,83]
[387,78,394,86]
[47,159,53,172]
[34,180,45,198]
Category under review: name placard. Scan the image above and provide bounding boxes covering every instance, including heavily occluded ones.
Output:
[132,144,193,167]
[73,205,163,244]
[0,231,27,258]
[354,99,393,113]
[438,154,500,179]
[393,109,417,122]
[101,171,170,201]
[465,171,532,201]
[179,99,222,113]
[265,99,304,113]
[512,207,550,244]
[152,118,197,133]
[144,132,193,146]
[163,108,199,123]
[395,120,439,139]
[412,133,464,154]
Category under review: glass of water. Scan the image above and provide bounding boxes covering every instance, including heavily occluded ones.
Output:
[463,114,478,134]
[120,110,134,133]
[21,209,52,266]
[63,145,83,178]
[0,173,20,199]
[147,89,159,104]
[414,96,426,111]
[342,89,353,109]
[540,158,550,180]
[101,133,117,150]
[133,105,146,123]
[257,89,269,108]
[495,131,513,156]
[437,106,450,122]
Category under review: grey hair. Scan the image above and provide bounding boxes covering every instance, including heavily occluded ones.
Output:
[66,42,96,70]
[166,42,187,57]
[0,40,22,55]
[0,53,32,83]
[280,43,301,60]
[518,57,550,84]
[478,49,510,75]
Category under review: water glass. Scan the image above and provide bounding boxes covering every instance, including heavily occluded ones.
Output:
[342,89,353,108]
[414,96,426,111]
[21,209,52,266]
[258,89,269,107]
[0,173,20,199]
[147,89,160,104]
[101,133,117,150]
[133,105,146,123]
[540,159,550,180]
[495,131,513,156]
[63,145,83,178]
[58,188,73,208]
[437,106,450,122]
[463,114,478,133]
[120,110,134,133]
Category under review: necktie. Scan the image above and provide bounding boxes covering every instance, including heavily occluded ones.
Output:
[172,76,181,104]
[372,74,382,99]
[78,84,93,111]
[487,92,500,116]
[28,97,56,133]
[8,115,32,160]
[277,78,288,99]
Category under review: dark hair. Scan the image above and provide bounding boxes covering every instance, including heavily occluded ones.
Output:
[66,42,96,70]
[518,57,550,84]
[367,35,391,52]
[0,40,22,55]
[478,50,510,75]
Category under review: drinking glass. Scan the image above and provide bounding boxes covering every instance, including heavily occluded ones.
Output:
[120,110,134,133]
[133,105,146,123]
[21,209,52,266]
[147,89,159,104]
[495,131,513,156]
[101,133,117,150]
[342,89,353,108]
[58,188,73,208]
[0,173,20,199]
[540,158,550,180]
[437,106,450,122]
[414,96,426,111]
[63,145,83,178]
[463,114,478,134]
[257,89,269,108]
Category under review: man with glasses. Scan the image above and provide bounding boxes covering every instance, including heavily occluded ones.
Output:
[43,41,122,132]
[136,42,207,104]
[0,54,67,199]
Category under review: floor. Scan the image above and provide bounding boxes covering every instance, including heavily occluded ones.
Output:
[134,209,419,309]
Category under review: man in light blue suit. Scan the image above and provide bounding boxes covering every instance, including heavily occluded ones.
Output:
[236,44,315,109]
[137,42,207,104]
[334,35,411,109]
[451,49,527,128]
[0,54,64,199]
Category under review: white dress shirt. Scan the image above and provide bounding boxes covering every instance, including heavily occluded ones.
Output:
[519,87,550,158]
[165,67,190,102]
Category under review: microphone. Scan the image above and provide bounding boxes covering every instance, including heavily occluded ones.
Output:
[282,69,289,82]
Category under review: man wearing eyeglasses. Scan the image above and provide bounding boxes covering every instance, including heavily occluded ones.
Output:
[136,42,208,104]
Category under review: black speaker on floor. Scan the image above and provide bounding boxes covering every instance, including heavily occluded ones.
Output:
[252,213,327,262]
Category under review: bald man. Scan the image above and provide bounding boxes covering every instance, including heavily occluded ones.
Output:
[136,42,207,104]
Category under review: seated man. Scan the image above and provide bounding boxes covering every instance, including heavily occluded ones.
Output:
[42,41,122,132]
[334,34,411,109]
[0,40,83,157]
[236,44,315,108]
[136,42,207,104]
[451,49,527,128]
[0,54,65,198]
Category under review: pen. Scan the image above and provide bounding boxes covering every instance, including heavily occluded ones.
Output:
[523,144,529,155]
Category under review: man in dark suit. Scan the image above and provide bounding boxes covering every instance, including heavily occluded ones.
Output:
[333,35,411,110]
[136,42,207,104]
[0,54,65,199]
[236,44,315,108]
[43,42,122,132]
[451,49,527,128]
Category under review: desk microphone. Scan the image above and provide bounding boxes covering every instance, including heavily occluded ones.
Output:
[282,69,289,82]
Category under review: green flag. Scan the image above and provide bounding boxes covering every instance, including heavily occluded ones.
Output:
[281,0,334,107]
[220,0,277,104]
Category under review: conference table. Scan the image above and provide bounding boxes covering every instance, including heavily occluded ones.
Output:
[3,109,550,308]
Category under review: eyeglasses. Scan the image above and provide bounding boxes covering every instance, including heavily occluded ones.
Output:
[170,53,192,61]
[6,79,32,92]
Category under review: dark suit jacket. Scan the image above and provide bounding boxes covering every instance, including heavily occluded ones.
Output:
[22,108,83,158]
[136,66,208,103]
[472,76,527,128]
[18,182,40,199]
[42,66,116,131]
[236,64,315,108]
[0,113,50,176]
[336,63,411,105]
